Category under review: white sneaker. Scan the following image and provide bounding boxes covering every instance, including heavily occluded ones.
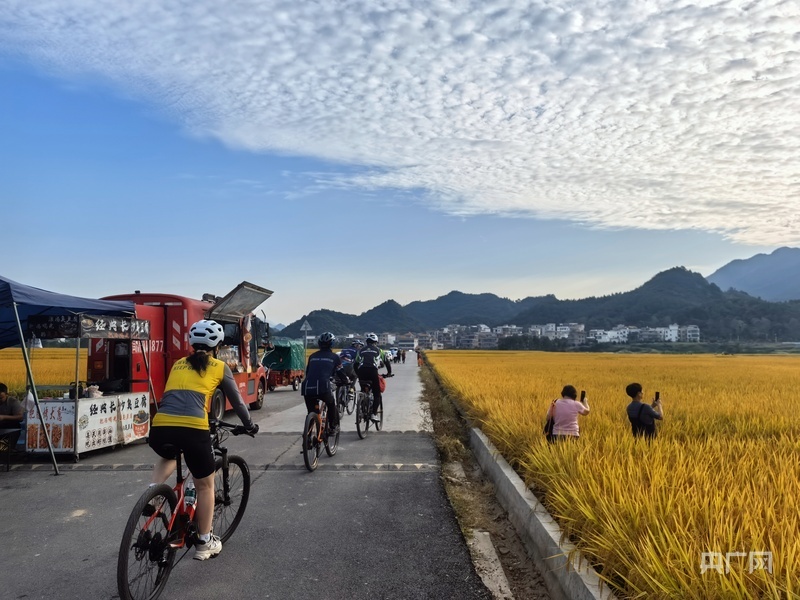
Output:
[194,535,222,560]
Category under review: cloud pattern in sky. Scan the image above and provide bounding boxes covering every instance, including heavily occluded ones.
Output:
[3,0,799,244]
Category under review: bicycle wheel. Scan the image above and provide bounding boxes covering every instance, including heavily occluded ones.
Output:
[212,455,251,543]
[336,386,346,420]
[365,394,374,433]
[355,393,369,439]
[374,398,384,431]
[302,412,320,471]
[345,385,356,415]
[325,423,339,456]
[117,484,178,600]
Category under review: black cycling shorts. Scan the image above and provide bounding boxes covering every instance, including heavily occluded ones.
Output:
[148,426,216,479]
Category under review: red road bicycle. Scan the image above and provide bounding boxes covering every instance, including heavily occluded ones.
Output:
[117,420,255,600]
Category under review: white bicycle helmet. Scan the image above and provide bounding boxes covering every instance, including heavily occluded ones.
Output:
[189,319,225,348]
[366,333,378,344]
[318,331,336,348]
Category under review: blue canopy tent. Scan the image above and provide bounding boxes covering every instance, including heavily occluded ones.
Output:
[0,275,135,474]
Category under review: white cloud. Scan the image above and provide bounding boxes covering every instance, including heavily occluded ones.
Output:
[2,0,799,243]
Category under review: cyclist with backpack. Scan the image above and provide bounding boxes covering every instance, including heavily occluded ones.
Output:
[354,333,393,420]
[301,332,348,434]
[148,319,258,561]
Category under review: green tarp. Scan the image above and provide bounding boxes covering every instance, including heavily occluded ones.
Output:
[261,337,305,371]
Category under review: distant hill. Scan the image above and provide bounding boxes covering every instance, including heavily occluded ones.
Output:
[707,247,800,301]
[280,292,521,338]
[404,291,537,328]
[358,300,428,333]
[280,300,426,338]
[279,266,800,342]
[281,309,359,338]
[512,267,725,327]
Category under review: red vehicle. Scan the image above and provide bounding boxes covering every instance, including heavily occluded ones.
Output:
[87,281,273,421]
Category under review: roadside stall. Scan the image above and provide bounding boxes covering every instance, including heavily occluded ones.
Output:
[0,274,138,474]
[26,314,153,461]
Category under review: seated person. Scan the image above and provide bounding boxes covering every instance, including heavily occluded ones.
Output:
[0,382,24,449]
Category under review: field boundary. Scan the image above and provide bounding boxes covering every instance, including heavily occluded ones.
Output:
[424,357,617,600]
[469,427,616,600]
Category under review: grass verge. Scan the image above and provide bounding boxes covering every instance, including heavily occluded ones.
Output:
[420,363,551,600]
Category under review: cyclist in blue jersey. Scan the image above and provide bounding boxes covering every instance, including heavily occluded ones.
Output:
[354,333,392,419]
[338,339,362,384]
[301,332,348,434]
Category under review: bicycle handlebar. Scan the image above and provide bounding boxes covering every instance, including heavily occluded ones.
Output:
[231,424,259,437]
[210,419,259,437]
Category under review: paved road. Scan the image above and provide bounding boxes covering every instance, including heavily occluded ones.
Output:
[0,356,492,600]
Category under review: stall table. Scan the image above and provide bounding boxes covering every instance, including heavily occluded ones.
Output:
[25,392,150,460]
[24,313,153,461]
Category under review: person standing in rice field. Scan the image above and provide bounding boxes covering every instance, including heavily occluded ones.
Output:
[545,384,590,442]
[625,382,663,440]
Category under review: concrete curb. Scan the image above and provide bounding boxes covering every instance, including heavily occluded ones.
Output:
[469,427,617,600]
[469,529,515,600]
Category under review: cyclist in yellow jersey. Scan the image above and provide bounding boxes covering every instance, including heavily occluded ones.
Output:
[148,319,258,560]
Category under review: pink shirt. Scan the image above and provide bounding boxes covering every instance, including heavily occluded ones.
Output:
[551,398,589,437]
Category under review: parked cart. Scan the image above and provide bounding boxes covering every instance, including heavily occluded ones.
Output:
[262,337,305,391]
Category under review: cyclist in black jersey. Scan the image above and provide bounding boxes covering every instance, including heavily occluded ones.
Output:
[354,333,392,418]
[301,332,348,433]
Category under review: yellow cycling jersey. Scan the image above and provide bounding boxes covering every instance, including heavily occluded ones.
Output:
[152,356,226,430]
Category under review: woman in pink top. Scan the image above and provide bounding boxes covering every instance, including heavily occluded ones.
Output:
[546,385,590,441]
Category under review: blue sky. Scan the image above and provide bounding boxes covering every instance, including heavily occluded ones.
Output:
[1,1,793,326]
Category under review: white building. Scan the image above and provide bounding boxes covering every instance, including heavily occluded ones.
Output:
[493,325,524,337]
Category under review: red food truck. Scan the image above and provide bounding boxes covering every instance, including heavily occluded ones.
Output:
[87,281,273,421]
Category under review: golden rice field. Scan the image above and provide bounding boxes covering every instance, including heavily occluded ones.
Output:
[0,348,87,393]
[426,350,800,600]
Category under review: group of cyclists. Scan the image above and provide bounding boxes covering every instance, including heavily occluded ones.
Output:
[390,349,407,364]
[147,320,395,561]
[301,332,393,435]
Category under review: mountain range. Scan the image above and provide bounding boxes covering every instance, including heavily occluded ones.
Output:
[706,247,800,301]
[280,248,800,342]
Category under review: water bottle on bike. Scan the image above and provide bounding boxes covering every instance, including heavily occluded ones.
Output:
[184,478,196,507]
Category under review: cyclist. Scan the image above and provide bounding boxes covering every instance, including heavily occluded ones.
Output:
[301,332,348,434]
[338,339,363,387]
[354,333,393,419]
[148,319,258,561]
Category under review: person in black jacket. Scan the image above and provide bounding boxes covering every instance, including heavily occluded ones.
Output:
[625,382,664,440]
[301,332,348,433]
